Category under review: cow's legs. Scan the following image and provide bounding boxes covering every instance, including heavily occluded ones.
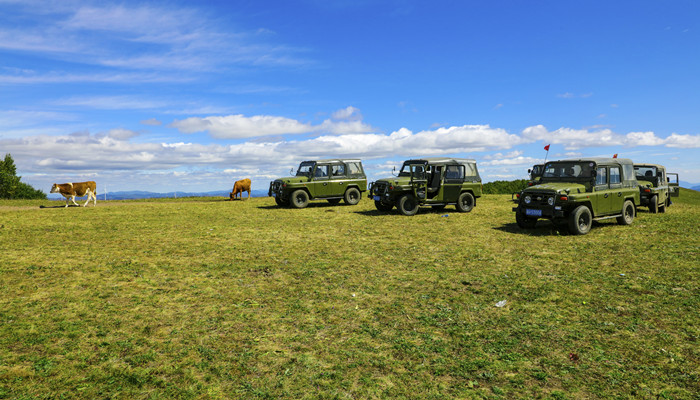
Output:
[83,189,96,207]
[246,190,250,200]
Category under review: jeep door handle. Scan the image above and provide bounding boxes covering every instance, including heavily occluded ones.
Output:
[604,194,609,198]
[323,183,328,186]
[618,192,622,197]
[339,182,343,185]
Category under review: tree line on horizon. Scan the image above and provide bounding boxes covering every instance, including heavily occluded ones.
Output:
[0,153,47,200]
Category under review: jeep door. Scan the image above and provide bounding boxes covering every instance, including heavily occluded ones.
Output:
[593,166,614,215]
[608,165,626,213]
[312,164,331,197]
[409,163,428,200]
[329,163,348,197]
[668,173,680,197]
[442,164,464,201]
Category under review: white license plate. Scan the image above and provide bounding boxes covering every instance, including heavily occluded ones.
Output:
[373,195,381,201]
[525,209,542,217]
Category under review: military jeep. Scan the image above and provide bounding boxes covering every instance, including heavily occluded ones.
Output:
[634,164,679,213]
[513,158,640,235]
[268,159,367,208]
[368,158,482,216]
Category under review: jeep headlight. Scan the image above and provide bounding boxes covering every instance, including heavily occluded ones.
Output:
[523,195,532,204]
[547,197,554,206]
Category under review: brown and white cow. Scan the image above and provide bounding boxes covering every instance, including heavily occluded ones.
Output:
[229,178,251,200]
[50,181,97,207]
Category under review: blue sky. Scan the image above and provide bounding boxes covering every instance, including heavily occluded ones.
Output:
[1,0,699,193]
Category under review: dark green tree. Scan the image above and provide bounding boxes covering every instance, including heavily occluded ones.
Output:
[0,153,47,199]
[482,179,529,194]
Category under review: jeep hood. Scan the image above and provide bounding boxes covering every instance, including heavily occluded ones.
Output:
[274,176,311,184]
[525,182,587,194]
[375,176,411,185]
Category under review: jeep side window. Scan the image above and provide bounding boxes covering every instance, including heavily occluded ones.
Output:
[610,166,621,186]
[347,162,363,176]
[331,164,345,176]
[315,165,329,178]
[445,165,464,180]
[596,167,607,186]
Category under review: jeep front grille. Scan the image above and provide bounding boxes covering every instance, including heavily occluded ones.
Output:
[373,182,388,195]
[524,192,555,206]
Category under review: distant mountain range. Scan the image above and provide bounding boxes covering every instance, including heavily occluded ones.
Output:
[46,183,700,201]
[48,189,269,201]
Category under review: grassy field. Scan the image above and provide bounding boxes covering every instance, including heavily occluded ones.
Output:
[1,190,698,399]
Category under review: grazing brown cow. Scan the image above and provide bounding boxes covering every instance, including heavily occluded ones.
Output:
[230,178,251,200]
[50,181,97,207]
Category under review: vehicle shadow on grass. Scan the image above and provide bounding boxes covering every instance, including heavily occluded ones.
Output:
[39,204,81,209]
[256,202,350,210]
[354,207,458,217]
[495,220,620,236]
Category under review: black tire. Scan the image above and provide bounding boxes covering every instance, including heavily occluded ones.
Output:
[344,188,361,205]
[397,194,419,216]
[290,189,309,209]
[327,198,341,205]
[659,201,666,213]
[650,195,658,214]
[374,200,393,212]
[516,212,538,229]
[568,205,592,235]
[617,200,635,225]
[455,192,475,213]
[274,196,287,206]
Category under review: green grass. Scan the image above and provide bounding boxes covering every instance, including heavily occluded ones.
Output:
[1,191,699,399]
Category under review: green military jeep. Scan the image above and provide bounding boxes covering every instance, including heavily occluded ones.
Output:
[369,157,482,216]
[268,159,367,208]
[513,158,640,235]
[634,164,679,213]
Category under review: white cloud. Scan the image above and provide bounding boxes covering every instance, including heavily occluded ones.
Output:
[664,133,700,148]
[521,125,700,150]
[170,115,314,138]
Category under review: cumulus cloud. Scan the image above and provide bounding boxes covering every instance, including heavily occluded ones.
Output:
[170,115,314,138]
[521,125,700,150]
[170,107,376,138]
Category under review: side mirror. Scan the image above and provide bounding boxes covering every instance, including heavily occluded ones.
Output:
[527,169,532,174]
[289,167,294,176]
[391,166,397,176]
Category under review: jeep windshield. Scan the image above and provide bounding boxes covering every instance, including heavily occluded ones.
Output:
[296,161,315,176]
[542,162,595,179]
[398,161,426,177]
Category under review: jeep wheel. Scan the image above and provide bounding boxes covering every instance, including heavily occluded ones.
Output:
[290,189,309,209]
[650,195,658,214]
[659,201,666,213]
[375,200,393,212]
[344,188,361,205]
[516,213,538,229]
[397,194,419,216]
[617,200,635,225]
[568,205,592,235]
[327,199,341,205]
[274,196,287,207]
[455,192,475,213]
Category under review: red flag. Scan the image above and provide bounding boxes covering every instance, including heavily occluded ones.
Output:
[544,144,550,151]
[613,154,618,158]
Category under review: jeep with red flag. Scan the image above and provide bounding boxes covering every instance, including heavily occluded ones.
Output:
[513,158,640,235]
